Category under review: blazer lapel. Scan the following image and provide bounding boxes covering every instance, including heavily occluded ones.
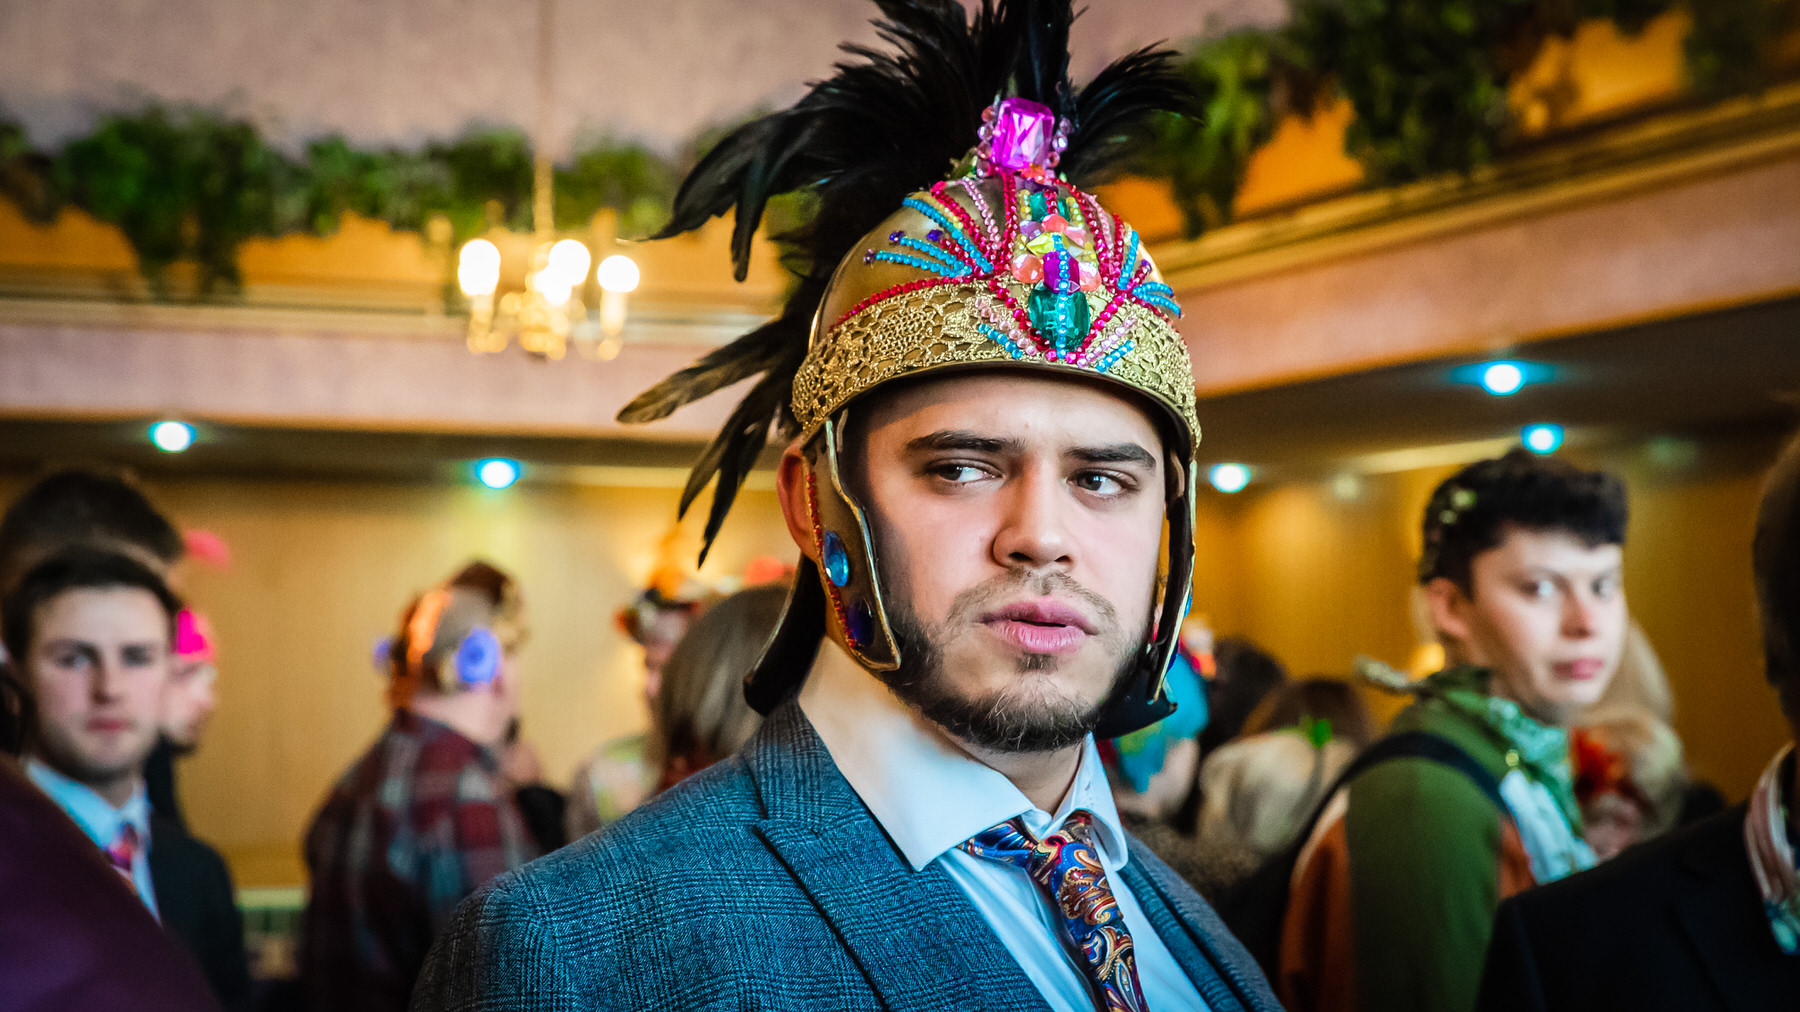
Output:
[1118,858,1255,1012]
[746,703,1050,1012]
[1668,808,1800,1012]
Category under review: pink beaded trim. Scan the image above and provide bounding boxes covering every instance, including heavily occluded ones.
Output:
[957,177,1003,255]
[927,182,995,262]
[831,275,969,331]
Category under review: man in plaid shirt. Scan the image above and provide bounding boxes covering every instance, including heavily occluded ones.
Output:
[298,562,539,1012]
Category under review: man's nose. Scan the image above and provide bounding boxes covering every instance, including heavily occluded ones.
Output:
[1562,590,1599,637]
[991,465,1074,571]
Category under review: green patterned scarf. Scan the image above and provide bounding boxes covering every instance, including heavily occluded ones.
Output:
[1419,666,1583,830]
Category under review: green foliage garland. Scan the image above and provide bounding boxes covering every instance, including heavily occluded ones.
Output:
[1143,0,1795,235]
[0,0,1794,295]
[1,110,680,299]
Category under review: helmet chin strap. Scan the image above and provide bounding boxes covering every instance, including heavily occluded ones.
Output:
[744,422,1197,739]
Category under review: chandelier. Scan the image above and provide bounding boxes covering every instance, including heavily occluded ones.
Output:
[454,208,639,361]
[453,0,638,361]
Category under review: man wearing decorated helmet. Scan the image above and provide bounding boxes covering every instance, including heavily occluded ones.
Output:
[413,3,1280,1010]
[299,560,538,1012]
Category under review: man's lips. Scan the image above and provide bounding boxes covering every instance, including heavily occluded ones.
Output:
[979,599,1095,655]
[1554,658,1607,681]
[85,717,134,734]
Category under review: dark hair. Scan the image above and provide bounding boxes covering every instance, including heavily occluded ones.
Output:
[1241,677,1378,749]
[1418,448,1628,590]
[0,469,183,593]
[1755,433,1800,722]
[446,560,515,609]
[0,547,183,673]
[1197,636,1289,757]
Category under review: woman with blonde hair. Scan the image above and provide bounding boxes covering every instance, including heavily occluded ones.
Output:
[647,583,786,792]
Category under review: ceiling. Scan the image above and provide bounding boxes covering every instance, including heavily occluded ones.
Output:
[1,296,1795,488]
[1190,294,1800,480]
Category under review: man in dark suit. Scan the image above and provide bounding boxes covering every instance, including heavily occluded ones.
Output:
[2,547,251,1011]
[1476,432,1800,1011]
[412,3,1282,1010]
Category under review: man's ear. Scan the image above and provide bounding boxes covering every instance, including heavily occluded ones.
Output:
[776,442,817,560]
[1423,576,1471,646]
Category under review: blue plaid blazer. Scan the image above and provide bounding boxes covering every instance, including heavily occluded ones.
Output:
[411,701,1283,1012]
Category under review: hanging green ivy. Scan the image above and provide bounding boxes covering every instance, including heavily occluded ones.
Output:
[1140,0,1795,236]
[2,108,681,299]
[0,0,1794,295]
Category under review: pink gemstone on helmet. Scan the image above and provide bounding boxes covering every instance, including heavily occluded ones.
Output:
[988,97,1057,173]
[1062,225,1090,248]
[1078,260,1100,291]
[1041,214,1067,234]
[1011,253,1043,283]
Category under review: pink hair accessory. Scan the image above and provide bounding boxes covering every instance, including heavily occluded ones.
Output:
[183,529,233,569]
[175,609,216,663]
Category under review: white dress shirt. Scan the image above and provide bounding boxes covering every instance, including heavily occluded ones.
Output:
[26,757,159,918]
[799,643,1208,1011]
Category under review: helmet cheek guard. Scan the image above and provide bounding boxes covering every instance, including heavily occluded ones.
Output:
[745,412,898,715]
[1094,454,1195,738]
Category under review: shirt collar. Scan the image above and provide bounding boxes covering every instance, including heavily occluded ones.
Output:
[1744,743,1800,956]
[797,641,1129,872]
[25,757,151,850]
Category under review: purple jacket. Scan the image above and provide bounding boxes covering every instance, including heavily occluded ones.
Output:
[0,755,222,1012]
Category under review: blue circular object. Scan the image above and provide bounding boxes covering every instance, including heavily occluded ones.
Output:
[822,531,852,587]
[846,599,875,649]
[455,627,502,686]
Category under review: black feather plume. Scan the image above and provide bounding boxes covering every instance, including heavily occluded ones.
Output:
[619,0,1196,562]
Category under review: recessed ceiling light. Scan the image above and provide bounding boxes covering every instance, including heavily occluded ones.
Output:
[476,458,521,489]
[149,420,195,453]
[1522,424,1564,454]
[1209,463,1251,494]
[1480,361,1526,396]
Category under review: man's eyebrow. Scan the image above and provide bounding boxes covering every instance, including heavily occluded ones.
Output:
[40,639,99,655]
[902,431,1021,455]
[1067,443,1157,468]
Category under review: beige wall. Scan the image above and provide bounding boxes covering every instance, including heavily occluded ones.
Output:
[0,470,795,886]
[1192,430,1794,809]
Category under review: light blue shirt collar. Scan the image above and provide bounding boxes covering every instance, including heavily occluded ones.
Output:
[25,757,151,850]
[797,642,1129,873]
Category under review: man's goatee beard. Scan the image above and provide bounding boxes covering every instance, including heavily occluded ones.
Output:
[874,575,1136,754]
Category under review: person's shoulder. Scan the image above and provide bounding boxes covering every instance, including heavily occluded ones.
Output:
[1505,804,1747,921]
[512,754,768,889]
[150,813,231,876]
[1343,744,1502,826]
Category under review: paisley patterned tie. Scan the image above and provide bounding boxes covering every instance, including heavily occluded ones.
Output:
[961,809,1149,1012]
[105,823,139,884]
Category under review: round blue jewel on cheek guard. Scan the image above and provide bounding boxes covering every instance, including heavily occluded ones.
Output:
[455,627,502,687]
[846,599,875,650]
[822,531,852,587]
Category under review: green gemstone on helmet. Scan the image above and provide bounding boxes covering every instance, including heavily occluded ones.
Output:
[1028,288,1090,353]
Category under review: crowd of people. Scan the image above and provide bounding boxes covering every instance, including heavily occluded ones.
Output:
[2,3,1796,1010]
[3,434,1796,1011]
